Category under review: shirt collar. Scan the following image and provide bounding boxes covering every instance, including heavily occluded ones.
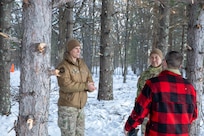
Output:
[166,68,181,75]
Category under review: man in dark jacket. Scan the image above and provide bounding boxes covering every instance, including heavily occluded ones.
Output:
[54,39,96,136]
[124,51,198,136]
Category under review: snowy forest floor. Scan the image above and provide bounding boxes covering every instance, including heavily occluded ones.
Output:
[0,69,203,136]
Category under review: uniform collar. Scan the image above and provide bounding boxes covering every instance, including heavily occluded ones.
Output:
[63,52,80,66]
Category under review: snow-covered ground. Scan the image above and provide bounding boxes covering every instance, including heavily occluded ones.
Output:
[0,69,203,136]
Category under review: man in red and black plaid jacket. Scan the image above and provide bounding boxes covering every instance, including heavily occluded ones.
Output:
[124,51,198,136]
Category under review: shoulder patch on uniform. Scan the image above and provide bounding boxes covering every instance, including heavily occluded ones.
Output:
[59,67,65,73]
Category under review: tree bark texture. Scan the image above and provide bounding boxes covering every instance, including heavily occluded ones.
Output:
[186,3,204,136]
[123,0,130,83]
[58,1,74,63]
[0,0,12,115]
[81,23,93,71]
[81,0,94,70]
[52,0,73,8]
[98,0,114,100]
[157,0,170,55]
[16,0,52,135]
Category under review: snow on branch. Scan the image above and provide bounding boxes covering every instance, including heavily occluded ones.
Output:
[52,0,73,8]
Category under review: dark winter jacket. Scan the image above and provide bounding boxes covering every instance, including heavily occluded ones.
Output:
[56,52,93,109]
[125,70,198,136]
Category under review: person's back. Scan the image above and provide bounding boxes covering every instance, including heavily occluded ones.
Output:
[124,51,197,136]
[144,70,197,136]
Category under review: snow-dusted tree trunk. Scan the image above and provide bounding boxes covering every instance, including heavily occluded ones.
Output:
[0,0,12,115]
[186,2,204,136]
[98,0,114,100]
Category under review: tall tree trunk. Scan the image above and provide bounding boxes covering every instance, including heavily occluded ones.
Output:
[98,0,114,100]
[82,25,92,70]
[152,3,159,49]
[92,0,98,75]
[0,0,12,115]
[58,1,74,63]
[186,2,204,136]
[123,0,130,83]
[157,0,170,55]
[16,0,52,135]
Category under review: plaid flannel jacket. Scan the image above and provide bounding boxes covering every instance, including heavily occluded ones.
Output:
[125,70,198,136]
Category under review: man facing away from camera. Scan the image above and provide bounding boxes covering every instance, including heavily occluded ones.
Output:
[124,51,198,136]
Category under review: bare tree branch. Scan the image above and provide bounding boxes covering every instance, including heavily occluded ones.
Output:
[52,0,73,8]
[75,0,87,18]
[0,32,21,43]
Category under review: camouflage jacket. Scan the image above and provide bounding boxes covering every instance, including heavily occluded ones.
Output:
[136,65,162,98]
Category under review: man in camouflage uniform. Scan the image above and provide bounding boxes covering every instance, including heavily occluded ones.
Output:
[135,48,164,136]
[54,39,96,136]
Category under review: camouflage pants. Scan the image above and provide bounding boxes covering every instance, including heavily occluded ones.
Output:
[58,106,85,136]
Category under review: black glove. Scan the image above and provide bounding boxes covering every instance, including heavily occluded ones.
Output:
[128,128,139,136]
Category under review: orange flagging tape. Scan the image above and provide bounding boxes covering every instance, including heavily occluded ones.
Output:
[10,63,15,72]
